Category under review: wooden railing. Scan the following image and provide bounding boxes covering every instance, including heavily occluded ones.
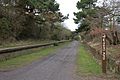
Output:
[0,40,70,54]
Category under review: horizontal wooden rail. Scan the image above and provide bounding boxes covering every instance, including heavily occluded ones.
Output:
[82,41,120,74]
[0,40,70,54]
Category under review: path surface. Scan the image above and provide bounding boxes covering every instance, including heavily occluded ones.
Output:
[0,41,78,80]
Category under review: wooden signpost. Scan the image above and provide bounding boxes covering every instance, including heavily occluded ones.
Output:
[102,33,107,73]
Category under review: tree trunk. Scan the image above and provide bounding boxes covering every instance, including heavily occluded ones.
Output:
[111,31,120,45]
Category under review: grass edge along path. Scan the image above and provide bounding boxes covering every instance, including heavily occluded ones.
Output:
[0,42,70,71]
[76,43,102,76]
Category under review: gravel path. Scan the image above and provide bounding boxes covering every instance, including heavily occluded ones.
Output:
[0,41,78,80]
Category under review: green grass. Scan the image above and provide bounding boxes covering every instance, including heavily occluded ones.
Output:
[0,42,69,71]
[76,44,102,76]
[0,40,55,48]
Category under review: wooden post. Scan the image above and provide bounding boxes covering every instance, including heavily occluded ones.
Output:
[102,33,107,73]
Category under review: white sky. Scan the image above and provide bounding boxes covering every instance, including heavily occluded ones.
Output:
[56,0,79,31]
[56,0,103,31]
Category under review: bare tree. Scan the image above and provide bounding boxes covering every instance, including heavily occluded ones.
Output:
[102,0,120,45]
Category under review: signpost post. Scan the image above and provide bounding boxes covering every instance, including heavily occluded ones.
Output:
[102,33,107,73]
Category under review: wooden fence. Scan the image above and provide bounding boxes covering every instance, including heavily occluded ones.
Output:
[83,42,120,74]
[0,40,70,61]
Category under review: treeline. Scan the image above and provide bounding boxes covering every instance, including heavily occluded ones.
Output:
[0,0,71,43]
[74,0,120,45]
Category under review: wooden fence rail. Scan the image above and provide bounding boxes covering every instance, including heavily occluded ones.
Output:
[0,40,70,54]
[82,42,120,74]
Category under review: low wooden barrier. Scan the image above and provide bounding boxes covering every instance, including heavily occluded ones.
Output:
[82,42,120,74]
[0,40,70,61]
[0,40,69,54]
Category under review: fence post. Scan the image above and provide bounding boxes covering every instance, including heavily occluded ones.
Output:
[102,33,107,73]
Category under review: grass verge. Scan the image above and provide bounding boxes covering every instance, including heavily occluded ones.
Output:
[0,42,69,71]
[76,44,102,76]
[0,40,55,48]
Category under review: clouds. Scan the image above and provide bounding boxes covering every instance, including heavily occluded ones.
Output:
[96,0,103,6]
[56,0,79,31]
[56,0,104,31]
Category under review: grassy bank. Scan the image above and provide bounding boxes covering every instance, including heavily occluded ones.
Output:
[0,42,69,71]
[76,44,102,76]
[0,40,55,48]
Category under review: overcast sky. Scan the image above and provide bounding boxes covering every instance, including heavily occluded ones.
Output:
[56,0,79,31]
[56,0,103,31]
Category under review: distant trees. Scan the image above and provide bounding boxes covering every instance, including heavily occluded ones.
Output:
[0,0,71,43]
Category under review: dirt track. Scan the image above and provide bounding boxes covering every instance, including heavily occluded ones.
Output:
[0,41,78,80]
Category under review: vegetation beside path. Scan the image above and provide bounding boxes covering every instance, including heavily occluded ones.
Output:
[76,44,102,76]
[76,43,119,80]
[0,40,54,48]
[0,42,70,71]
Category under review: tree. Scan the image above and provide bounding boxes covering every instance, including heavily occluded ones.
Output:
[74,0,97,33]
[102,0,120,45]
[0,0,71,42]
